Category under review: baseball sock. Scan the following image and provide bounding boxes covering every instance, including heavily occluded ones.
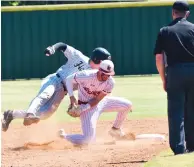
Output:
[12,110,26,119]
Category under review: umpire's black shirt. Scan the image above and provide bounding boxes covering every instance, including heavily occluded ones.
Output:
[154,17,194,66]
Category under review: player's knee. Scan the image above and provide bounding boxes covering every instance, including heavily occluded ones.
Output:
[123,99,133,111]
[38,92,52,100]
[38,85,55,99]
[83,133,95,143]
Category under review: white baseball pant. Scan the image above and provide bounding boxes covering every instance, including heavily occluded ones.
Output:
[63,97,132,145]
[12,73,66,120]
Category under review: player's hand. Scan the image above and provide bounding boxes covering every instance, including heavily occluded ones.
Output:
[163,80,167,92]
[70,96,78,106]
[67,104,80,117]
[67,104,90,118]
[44,46,55,56]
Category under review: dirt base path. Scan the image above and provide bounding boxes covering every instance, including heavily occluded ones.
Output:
[2,118,169,167]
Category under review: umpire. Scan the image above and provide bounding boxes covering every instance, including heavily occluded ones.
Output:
[154,0,194,155]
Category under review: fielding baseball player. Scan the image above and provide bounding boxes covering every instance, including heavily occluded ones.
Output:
[2,42,112,132]
[58,60,132,145]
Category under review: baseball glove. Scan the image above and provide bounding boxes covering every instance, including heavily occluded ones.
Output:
[67,104,81,118]
[67,104,91,118]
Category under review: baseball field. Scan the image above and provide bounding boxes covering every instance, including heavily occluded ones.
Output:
[1,75,194,167]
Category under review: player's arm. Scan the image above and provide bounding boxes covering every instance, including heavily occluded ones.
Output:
[65,71,88,105]
[44,42,67,56]
[74,92,108,113]
[154,28,166,91]
[82,80,114,111]
[65,73,78,105]
[66,73,77,96]
[44,42,82,59]
[88,92,108,107]
[156,53,165,83]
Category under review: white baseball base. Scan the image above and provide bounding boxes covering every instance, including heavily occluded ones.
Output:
[135,134,165,141]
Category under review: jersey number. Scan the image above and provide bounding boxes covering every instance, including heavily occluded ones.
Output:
[74,61,85,71]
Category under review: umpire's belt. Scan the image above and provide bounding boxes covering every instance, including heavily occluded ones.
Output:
[56,73,67,91]
[78,100,88,105]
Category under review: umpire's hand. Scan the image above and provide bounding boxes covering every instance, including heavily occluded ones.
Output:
[44,46,55,56]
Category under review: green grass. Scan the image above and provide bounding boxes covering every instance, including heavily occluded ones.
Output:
[1,75,167,122]
[2,76,194,166]
[143,149,194,167]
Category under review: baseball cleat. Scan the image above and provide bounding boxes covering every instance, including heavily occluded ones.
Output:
[109,127,136,140]
[58,129,66,138]
[23,113,40,126]
[108,127,125,139]
[2,110,13,132]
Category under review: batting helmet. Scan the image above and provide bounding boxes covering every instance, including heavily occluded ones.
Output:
[90,47,111,64]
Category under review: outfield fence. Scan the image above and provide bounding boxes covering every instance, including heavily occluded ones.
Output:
[2,1,194,79]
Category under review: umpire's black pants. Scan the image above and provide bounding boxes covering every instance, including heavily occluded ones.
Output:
[166,63,194,155]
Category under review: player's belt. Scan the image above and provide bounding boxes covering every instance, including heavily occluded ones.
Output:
[78,100,88,105]
[56,73,67,91]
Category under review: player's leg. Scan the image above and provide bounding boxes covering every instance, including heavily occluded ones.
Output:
[2,107,39,131]
[38,87,66,120]
[23,74,61,125]
[1,110,14,132]
[59,106,100,145]
[2,74,58,131]
[167,67,185,155]
[2,87,66,131]
[100,96,132,138]
[58,97,132,144]
[184,73,194,153]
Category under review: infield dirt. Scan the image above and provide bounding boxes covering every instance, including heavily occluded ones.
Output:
[2,118,169,167]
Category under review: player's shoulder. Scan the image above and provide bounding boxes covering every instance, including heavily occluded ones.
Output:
[107,76,115,85]
[67,45,88,58]
[79,54,90,63]
[160,27,166,32]
[158,26,168,35]
[83,69,98,76]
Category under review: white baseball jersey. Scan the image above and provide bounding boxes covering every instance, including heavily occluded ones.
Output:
[15,45,93,120]
[73,69,115,102]
[57,55,133,145]
[57,45,91,84]
[63,71,132,145]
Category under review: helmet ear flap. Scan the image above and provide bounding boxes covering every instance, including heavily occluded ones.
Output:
[108,56,111,60]
[93,59,101,64]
